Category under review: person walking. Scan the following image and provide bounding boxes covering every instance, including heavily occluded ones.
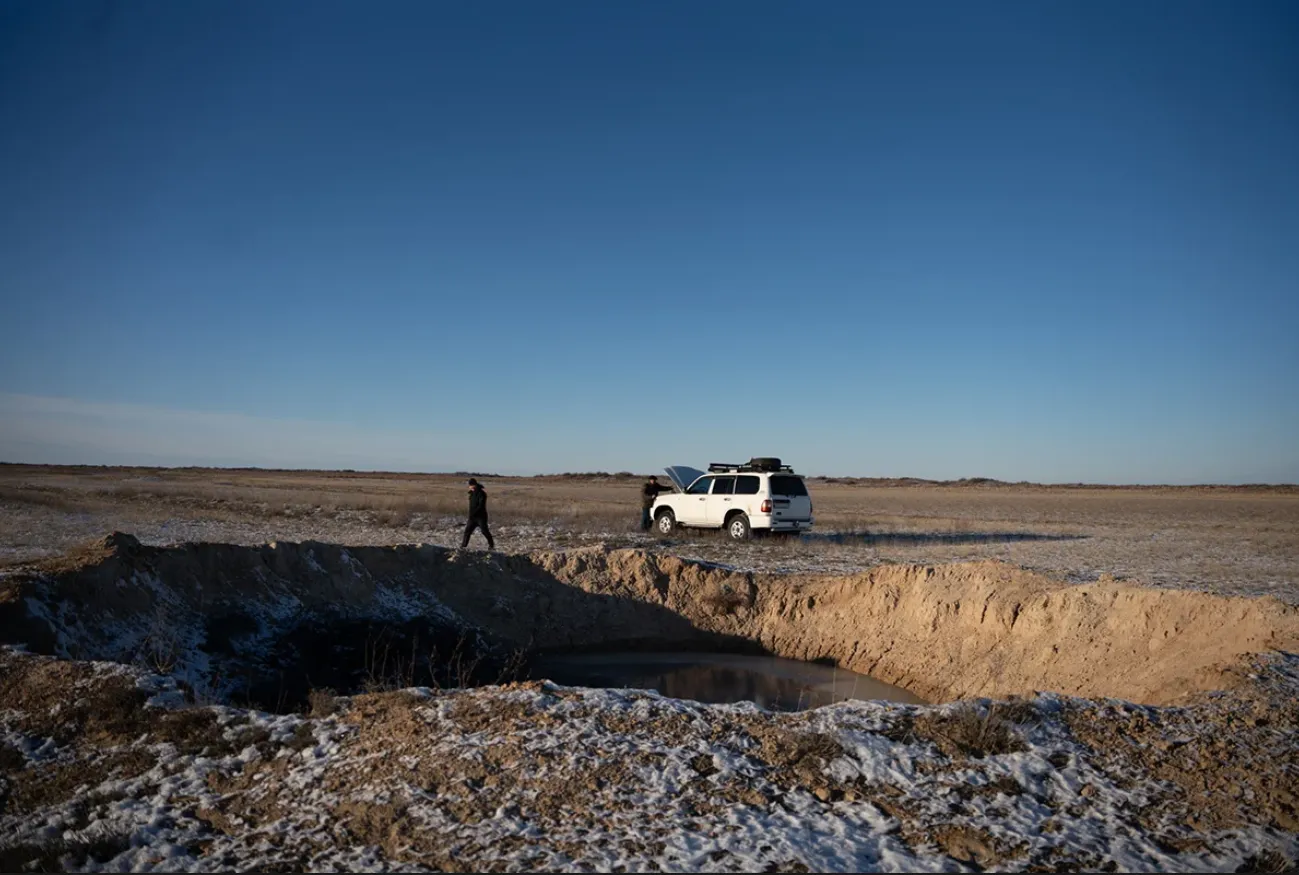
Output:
[460,478,495,550]
[641,474,672,531]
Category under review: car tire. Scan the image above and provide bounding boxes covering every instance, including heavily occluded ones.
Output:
[656,509,676,536]
[727,513,751,541]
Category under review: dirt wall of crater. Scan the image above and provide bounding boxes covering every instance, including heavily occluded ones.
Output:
[3,536,1295,705]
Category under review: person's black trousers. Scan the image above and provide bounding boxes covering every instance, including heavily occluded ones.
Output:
[461,514,494,550]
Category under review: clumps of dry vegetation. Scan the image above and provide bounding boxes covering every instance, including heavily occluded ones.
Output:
[1064,686,1299,833]
[905,700,1038,759]
[355,626,526,697]
[0,652,264,758]
[136,603,184,675]
[1238,849,1296,874]
[748,725,846,789]
[4,649,1299,873]
[0,653,290,871]
[925,824,1018,869]
[0,485,87,512]
[308,687,339,717]
[702,584,750,616]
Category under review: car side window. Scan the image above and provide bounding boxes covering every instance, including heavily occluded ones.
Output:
[712,476,735,495]
[687,476,713,495]
[735,476,760,495]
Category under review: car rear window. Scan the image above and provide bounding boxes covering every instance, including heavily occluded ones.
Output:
[712,476,735,495]
[769,475,808,496]
[735,475,760,495]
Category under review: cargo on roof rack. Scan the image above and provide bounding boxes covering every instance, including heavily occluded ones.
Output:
[708,457,794,473]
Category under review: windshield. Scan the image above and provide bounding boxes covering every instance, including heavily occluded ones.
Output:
[687,476,713,495]
[769,475,808,497]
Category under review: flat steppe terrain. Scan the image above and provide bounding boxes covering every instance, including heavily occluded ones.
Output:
[4,466,1299,872]
[3,464,1296,602]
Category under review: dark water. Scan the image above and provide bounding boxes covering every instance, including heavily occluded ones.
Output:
[529,651,924,711]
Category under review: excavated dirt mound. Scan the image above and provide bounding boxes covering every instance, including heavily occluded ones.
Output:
[1,533,1296,706]
[3,534,1299,872]
[1,649,1296,872]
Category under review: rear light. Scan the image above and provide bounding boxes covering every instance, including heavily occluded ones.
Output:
[760,499,772,513]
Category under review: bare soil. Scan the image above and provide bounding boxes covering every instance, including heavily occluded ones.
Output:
[1,518,1297,871]
[2,649,1296,872]
[4,534,1296,707]
[2,464,1298,603]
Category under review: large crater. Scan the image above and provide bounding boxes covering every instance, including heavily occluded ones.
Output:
[2,533,1295,708]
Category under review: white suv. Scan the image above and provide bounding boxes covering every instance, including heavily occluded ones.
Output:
[651,458,814,540]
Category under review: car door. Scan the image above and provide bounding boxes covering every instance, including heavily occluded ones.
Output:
[733,474,762,518]
[680,475,714,525]
[706,475,736,526]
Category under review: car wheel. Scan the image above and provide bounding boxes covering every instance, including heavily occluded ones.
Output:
[727,513,751,541]
[656,509,676,536]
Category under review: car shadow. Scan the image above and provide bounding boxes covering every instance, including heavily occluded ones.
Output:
[796,530,1089,547]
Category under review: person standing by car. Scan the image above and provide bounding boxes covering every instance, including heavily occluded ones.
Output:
[640,475,672,531]
[460,478,495,550]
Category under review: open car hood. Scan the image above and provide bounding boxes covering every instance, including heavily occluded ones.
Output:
[663,465,706,492]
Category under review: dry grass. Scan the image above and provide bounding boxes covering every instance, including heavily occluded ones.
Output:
[0,465,640,528]
[1239,850,1295,874]
[308,688,339,718]
[907,701,1037,759]
[3,463,1298,601]
[6,463,1296,533]
[0,652,264,758]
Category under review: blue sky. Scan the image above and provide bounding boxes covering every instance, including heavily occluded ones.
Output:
[1,0,1296,482]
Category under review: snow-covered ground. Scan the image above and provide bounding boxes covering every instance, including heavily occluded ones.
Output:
[3,531,1297,872]
[1,649,1296,873]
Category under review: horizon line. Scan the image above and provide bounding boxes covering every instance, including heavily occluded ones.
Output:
[1,460,1294,490]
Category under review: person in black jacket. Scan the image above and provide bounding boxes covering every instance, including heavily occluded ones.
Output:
[460,478,495,550]
[640,475,673,531]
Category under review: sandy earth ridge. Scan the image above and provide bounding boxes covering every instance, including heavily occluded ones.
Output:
[4,537,1296,707]
[0,537,1297,871]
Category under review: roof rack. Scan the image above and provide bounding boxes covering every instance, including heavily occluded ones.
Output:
[708,461,796,474]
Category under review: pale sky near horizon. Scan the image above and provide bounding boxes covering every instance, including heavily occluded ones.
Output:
[2,1,1297,483]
